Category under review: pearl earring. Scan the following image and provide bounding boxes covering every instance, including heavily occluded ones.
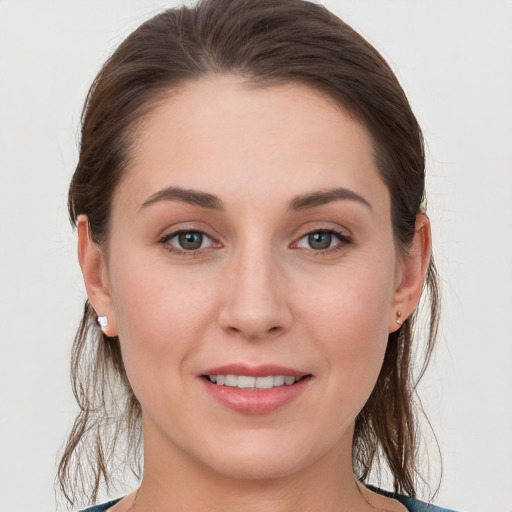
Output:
[98,315,109,329]
[396,311,403,325]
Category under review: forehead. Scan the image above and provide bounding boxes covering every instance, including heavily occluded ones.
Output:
[117,75,389,214]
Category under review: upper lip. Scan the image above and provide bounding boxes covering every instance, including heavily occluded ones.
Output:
[200,363,310,378]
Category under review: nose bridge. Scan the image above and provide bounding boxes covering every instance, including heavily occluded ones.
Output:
[219,235,291,339]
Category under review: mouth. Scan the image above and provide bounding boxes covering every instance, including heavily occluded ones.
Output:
[200,367,313,414]
[201,374,311,390]
[199,364,313,413]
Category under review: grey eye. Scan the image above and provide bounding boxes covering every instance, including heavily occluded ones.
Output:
[162,230,215,252]
[307,232,332,250]
[178,232,204,250]
[295,229,350,252]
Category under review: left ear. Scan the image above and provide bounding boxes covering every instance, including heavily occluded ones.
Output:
[389,214,432,332]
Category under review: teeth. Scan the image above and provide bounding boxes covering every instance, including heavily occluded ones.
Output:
[237,376,256,388]
[256,376,274,389]
[225,375,238,387]
[273,375,285,386]
[284,376,295,385]
[208,374,302,389]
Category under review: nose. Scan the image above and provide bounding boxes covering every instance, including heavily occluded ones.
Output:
[218,245,293,341]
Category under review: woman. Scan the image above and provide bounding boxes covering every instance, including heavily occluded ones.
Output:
[58,0,458,510]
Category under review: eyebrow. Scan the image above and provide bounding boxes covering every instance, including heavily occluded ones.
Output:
[140,186,225,211]
[288,187,372,211]
[139,185,371,212]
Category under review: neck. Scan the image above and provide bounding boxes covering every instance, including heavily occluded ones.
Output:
[130,420,370,512]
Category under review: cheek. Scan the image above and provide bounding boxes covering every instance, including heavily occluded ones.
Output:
[295,258,395,396]
[299,261,394,338]
[108,256,218,396]
[112,246,213,330]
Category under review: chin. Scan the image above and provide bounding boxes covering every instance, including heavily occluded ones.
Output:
[190,428,331,481]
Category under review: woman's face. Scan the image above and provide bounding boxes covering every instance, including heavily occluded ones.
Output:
[86,76,414,479]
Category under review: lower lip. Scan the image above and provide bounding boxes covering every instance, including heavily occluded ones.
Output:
[201,376,312,415]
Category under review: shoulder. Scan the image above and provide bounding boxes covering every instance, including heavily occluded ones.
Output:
[395,495,461,512]
[79,498,122,512]
[369,486,461,512]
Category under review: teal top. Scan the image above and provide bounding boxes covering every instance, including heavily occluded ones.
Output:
[80,488,460,512]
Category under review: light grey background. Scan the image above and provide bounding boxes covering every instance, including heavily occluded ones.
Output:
[1,1,511,511]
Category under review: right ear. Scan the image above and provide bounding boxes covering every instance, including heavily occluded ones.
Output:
[77,215,118,337]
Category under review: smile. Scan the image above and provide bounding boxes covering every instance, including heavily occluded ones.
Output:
[207,374,303,389]
[200,365,312,414]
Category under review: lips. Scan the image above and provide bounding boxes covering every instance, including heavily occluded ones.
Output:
[199,364,312,414]
[201,363,309,379]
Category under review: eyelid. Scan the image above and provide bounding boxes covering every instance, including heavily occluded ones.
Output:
[291,227,352,252]
[157,225,352,256]
[159,228,222,255]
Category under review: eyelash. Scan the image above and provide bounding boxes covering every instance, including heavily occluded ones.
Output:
[158,228,352,256]
[293,228,352,254]
[159,229,217,256]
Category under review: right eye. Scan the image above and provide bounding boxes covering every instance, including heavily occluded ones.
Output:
[160,230,217,254]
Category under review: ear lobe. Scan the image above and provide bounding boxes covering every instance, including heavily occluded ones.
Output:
[77,215,118,337]
[389,214,432,332]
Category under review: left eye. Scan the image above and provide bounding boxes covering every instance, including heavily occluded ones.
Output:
[296,230,347,251]
[162,230,215,251]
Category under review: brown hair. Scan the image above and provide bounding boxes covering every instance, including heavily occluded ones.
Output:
[59,0,440,506]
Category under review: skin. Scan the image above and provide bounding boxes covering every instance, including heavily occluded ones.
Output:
[78,76,431,512]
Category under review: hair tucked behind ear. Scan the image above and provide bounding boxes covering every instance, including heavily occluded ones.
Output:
[59,0,441,506]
